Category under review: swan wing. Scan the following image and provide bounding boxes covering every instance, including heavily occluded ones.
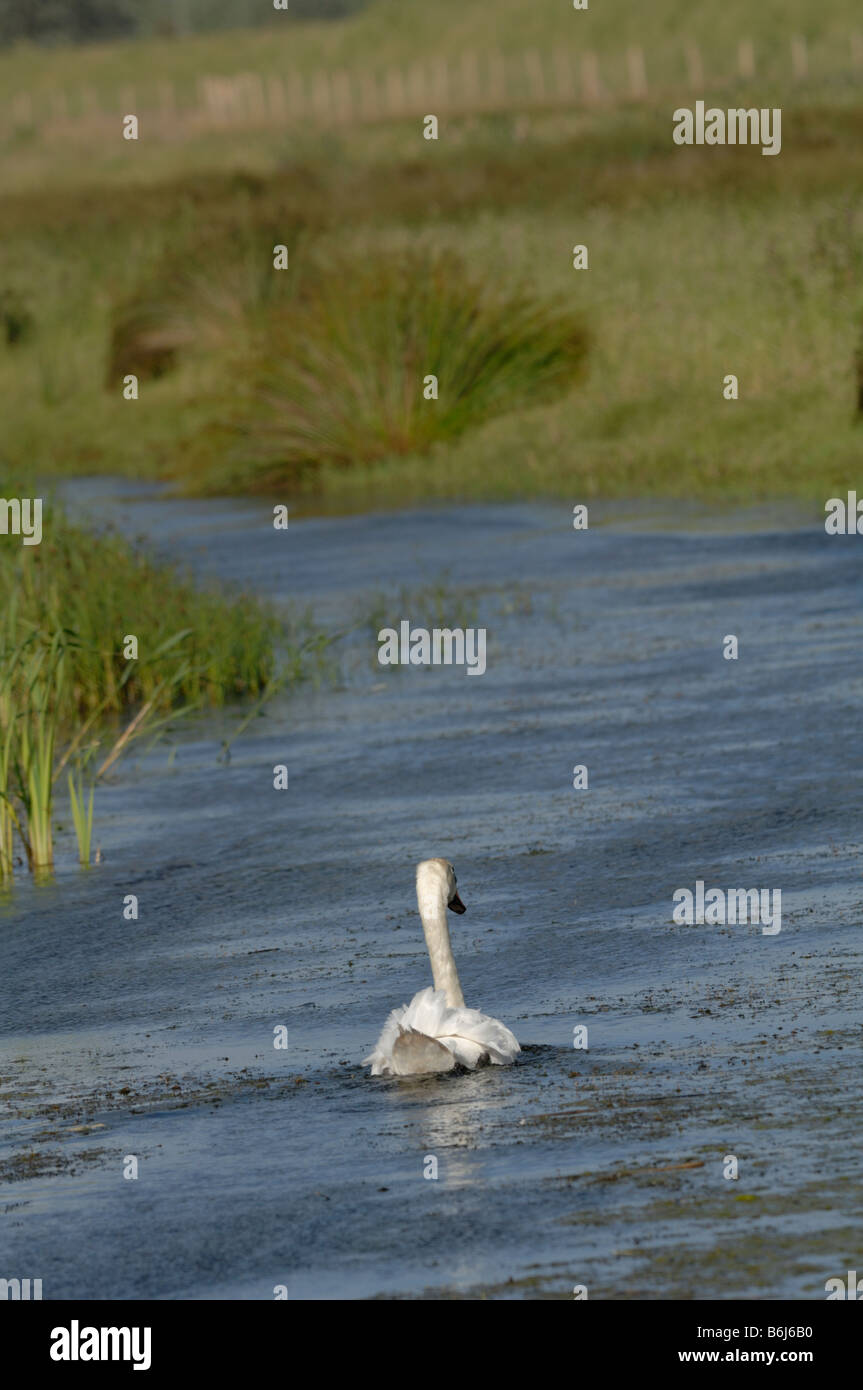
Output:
[400,987,520,1066]
[365,988,520,1075]
[391,1028,456,1075]
[400,986,452,1034]
[436,1004,521,1066]
[363,1002,409,1076]
[363,989,451,1075]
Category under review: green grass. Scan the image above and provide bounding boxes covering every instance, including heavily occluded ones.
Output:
[67,759,96,868]
[2,100,862,511]
[10,628,63,873]
[160,246,589,491]
[0,504,328,881]
[1,1,862,514]
[2,511,281,715]
[362,579,479,654]
[2,1,862,198]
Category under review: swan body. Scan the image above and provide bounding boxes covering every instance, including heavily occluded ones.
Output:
[365,859,520,1077]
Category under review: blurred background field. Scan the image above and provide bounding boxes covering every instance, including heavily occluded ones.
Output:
[1,0,862,512]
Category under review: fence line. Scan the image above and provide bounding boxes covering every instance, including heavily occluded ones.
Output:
[1,37,857,143]
[627,47,648,100]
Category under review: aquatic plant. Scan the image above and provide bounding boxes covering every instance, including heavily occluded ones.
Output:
[362,577,480,662]
[0,648,19,884]
[67,757,96,868]
[11,629,64,873]
[0,505,326,882]
[0,621,208,880]
[2,512,277,719]
[0,619,65,877]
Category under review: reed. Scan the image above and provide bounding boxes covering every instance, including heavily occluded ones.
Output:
[0,658,19,885]
[0,626,66,875]
[0,606,22,883]
[208,248,590,491]
[16,695,57,873]
[0,504,320,883]
[0,624,202,879]
[67,756,96,867]
[0,511,278,722]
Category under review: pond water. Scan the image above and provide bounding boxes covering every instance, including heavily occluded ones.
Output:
[2,482,861,1299]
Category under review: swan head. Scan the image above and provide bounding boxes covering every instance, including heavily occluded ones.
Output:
[416,857,466,914]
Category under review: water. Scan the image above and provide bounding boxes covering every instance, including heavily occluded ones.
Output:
[2,483,861,1299]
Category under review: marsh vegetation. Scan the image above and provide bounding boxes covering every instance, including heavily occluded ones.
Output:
[0,506,323,882]
[2,1,861,513]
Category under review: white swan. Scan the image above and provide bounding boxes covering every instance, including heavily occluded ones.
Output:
[365,858,520,1077]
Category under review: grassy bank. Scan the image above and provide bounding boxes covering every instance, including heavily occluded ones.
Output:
[2,102,862,512]
[3,511,279,714]
[1,0,861,514]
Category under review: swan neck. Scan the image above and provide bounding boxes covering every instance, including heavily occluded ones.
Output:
[419,894,464,1009]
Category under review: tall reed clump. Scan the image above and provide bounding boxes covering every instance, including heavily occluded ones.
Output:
[110,237,589,495]
[9,514,279,713]
[0,618,66,877]
[0,635,19,883]
[212,249,590,490]
[67,761,95,867]
[12,629,64,874]
[0,504,318,883]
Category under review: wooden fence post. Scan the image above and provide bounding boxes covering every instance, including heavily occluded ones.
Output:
[488,51,506,106]
[684,39,703,88]
[332,70,353,123]
[738,39,755,78]
[406,61,426,112]
[525,50,546,103]
[432,56,448,108]
[627,46,648,98]
[460,52,480,107]
[553,50,575,102]
[582,52,602,104]
[267,75,286,122]
[386,66,406,117]
[312,71,331,121]
[288,71,305,120]
[359,71,379,121]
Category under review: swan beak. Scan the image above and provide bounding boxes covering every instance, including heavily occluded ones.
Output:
[449,891,466,914]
